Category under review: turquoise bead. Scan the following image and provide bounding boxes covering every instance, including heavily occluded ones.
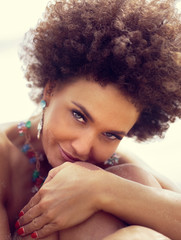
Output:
[26,121,31,128]
[40,100,46,109]
[32,170,40,182]
[33,170,39,177]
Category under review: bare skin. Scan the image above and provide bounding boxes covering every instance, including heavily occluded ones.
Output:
[0,78,140,239]
[56,163,164,240]
[0,125,174,240]
[15,162,169,240]
[103,225,171,240]
[0,122,51,238]
[0,129,168,240]
[0,79,180,239]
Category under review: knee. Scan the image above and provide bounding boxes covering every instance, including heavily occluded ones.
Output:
[103,225,170,240]
[106,163,161,188]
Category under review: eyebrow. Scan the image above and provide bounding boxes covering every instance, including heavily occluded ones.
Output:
[109,130,127,137]
[71,101,127,136]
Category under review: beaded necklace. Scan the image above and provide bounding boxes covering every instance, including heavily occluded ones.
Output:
[18,121,46,193]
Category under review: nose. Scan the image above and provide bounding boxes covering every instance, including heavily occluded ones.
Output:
[71,130,96,161]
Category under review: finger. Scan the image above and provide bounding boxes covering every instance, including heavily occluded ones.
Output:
[19,191,41,218]
[17,214,49,237]
[18,203,42,226]
[44,168,58,184]
[31,223,59,239]
[18,234,32,240]
[44,163,68,184]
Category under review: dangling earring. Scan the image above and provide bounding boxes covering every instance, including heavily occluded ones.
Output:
[37,100,47,139]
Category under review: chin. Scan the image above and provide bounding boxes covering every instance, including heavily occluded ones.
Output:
[46,153,64,168]
[49,161,62,168]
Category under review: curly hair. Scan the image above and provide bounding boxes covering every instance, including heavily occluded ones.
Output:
[20,0,181,141]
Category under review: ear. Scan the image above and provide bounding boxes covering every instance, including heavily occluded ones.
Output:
[43,81,57,105]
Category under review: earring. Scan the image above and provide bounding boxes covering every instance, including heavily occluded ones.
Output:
[37,100,47,139]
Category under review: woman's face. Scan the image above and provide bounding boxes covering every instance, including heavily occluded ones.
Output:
[42,77,140,167]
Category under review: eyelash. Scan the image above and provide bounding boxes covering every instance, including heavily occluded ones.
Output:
[103,132,122,141]
[72,110,86,123]
[72,109,122,141]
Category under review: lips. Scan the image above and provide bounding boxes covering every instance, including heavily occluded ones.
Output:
[59,145,80,163]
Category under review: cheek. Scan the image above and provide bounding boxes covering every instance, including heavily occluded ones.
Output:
[42,104,120,163]
[42,105,76,143]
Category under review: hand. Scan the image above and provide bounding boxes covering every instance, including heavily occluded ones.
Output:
[17,162,105,239]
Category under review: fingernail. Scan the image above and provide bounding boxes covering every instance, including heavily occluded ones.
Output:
[15,220,20,229]
[18,211,24,218]
[31,232,38,239]
[17,227,25,235]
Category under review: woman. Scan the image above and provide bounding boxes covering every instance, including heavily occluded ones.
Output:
[0,0,181,239]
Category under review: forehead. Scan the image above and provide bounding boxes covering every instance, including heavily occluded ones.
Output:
[54,77,140,133]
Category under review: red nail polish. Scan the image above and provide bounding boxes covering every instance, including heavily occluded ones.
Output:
[17,227,25,235]
[18,211,24,218]
[31,232,38,239]
[15,220,20,229]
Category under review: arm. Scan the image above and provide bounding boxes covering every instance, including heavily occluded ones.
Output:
[100,170,181,240]
[116,149,181,193]
[17,162,181,239]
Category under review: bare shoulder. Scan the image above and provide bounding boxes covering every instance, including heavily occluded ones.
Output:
[0,123,13,160]
[0,126,13,235]
[0,129,12,203]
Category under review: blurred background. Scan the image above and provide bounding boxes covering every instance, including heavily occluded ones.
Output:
[0,0,181,185]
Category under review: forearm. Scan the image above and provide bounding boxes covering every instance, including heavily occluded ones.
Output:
[99,172,181,240]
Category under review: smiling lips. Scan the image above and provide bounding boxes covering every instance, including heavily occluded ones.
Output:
[59,145,81,163]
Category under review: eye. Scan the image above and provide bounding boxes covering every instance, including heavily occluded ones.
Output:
[72,110,86,123]
[103,132,122,141]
